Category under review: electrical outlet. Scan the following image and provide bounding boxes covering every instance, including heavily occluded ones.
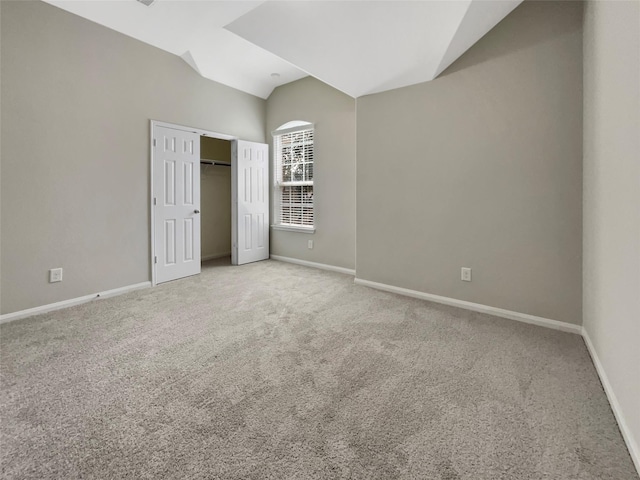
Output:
[49,268,63,283]
[308,240,314,249]
[461,267,472,282]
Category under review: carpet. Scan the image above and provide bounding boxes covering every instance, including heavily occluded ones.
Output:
[1,258,637,479]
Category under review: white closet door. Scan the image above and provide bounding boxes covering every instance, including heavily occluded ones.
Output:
[232,140,269,265]
[153,126,201,283]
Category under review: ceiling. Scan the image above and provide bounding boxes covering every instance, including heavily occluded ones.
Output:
[44,0,522,99]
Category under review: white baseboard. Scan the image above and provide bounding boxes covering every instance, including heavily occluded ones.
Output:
[582,328,640,475]
[202,252,231,262]
[0,281,151,324]
[270,255,356,276]
[353,278,582,335]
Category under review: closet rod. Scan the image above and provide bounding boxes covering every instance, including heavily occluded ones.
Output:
[200,161,231,167]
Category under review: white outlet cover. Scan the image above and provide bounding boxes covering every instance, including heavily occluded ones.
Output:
[461,267,472,282]
[49,268,63,283]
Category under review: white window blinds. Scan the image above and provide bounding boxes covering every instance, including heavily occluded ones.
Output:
[274,126,314,227]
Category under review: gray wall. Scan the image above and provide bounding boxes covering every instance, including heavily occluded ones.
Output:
[200,137,231,260]
[356,1,583,324]
[0,1,265,314]
[266,77,356,270]
[583,0,640,466]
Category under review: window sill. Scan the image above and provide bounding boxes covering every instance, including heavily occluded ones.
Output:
[271,225,315,234]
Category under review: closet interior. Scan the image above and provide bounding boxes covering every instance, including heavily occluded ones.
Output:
[200,136,232,262]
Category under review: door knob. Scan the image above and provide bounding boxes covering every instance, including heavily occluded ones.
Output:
[194,209,200,214]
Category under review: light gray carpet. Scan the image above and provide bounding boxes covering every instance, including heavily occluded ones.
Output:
[1,258,637,479]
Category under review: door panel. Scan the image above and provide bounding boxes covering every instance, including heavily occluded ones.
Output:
[232,140,269,265]
[154,126,201,283]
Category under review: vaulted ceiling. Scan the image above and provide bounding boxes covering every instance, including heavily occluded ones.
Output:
[44,0,522,99]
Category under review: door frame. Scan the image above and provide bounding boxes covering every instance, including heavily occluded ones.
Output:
[150,120,237,286]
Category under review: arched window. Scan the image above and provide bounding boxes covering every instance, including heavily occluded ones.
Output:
[272,121,314,231]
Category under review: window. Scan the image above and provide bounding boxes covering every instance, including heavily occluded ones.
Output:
[273,122,314,231]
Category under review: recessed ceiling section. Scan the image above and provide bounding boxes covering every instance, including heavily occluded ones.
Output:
[226,0,522,98]
[44,0,522,99]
